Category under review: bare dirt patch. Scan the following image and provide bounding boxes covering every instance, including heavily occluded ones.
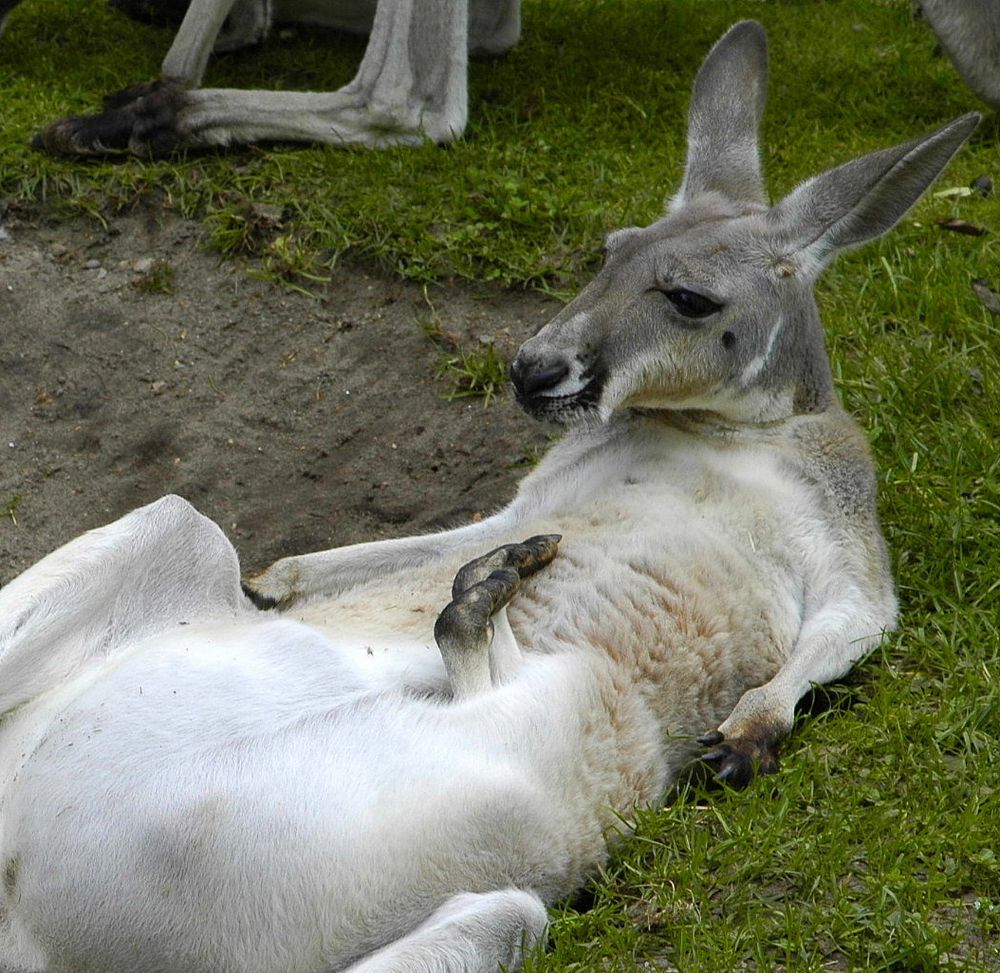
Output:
[0,203,555,586]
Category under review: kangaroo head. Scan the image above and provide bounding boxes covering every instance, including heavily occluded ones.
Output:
[511,21,979,426]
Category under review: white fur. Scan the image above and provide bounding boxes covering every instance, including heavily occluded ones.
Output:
[739,313,784,386]
[0,417,893,973]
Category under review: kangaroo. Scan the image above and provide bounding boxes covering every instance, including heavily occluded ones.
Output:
[0,22,977,973]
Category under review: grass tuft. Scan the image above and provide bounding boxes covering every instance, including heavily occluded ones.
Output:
[132,258,176,294]
[435,342,509,406]
[2,495,22,526]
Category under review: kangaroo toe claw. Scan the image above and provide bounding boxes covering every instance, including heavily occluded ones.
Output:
[699,730,780,788]
[34,79,187,157]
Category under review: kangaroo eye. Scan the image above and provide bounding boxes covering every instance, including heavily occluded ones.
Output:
[659,288,723,319]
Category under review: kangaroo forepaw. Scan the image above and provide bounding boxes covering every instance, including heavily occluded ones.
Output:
[697,728,780,788]
[450,534,561,599]
[33,79,188,157]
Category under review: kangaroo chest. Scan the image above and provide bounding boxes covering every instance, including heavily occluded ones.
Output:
[505,427,822,718]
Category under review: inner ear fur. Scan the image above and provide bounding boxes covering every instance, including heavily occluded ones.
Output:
[770,113,980,276]
[674,20,770,210]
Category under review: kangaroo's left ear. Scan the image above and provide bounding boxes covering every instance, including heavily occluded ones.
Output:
[769,112,981,279]
[671,20,770,210]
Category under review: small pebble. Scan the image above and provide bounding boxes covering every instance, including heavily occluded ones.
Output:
[971,278,1000,315]
[970,175,993,197]
[83,258,101,270]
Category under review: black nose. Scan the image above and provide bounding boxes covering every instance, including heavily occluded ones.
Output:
[510,355,570,398]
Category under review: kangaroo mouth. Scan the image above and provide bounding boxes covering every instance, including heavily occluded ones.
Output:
[514,374,604,424]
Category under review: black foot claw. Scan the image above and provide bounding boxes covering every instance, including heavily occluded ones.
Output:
[699,728,781,788]
[33,79,188,157]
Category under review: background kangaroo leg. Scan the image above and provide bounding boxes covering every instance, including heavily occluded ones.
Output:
[162,0,240,85]
[35,0,471,155]
[347,890,548,973]
[434,536,559,699]
[212,0,271,53]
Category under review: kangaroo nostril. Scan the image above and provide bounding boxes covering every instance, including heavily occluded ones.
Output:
[511,358,570,397]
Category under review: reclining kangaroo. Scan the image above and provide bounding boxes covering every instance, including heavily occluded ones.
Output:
[0,22,976,973]
[2,0,997,154]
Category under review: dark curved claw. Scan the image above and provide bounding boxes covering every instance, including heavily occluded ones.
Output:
[241,581,280,612]
[33,79,188,157]
[436,535,561,666]
[698,729,780,789]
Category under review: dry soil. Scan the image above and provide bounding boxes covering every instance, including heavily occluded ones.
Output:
[0,203,556,587]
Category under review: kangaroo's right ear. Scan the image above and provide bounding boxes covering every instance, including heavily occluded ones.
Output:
[769,112,981,279]
[671,20,770,210]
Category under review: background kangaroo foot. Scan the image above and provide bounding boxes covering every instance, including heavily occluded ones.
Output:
[33,78,188,157]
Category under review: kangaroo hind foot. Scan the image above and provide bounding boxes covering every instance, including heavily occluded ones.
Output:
[434,535,559,700]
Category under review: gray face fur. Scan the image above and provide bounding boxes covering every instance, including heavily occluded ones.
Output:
[510,21,979,427]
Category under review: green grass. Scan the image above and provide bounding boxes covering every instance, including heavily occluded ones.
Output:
[2,1,1000,970]
[132,256,176,293]
[2,495,23,526]
[435,342,509,405]
[5,0,993,294]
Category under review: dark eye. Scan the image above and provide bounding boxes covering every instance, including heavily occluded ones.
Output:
[656,288,723,319]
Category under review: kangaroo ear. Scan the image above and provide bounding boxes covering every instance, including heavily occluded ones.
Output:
[770,113,981,278]
[672,20,769,209]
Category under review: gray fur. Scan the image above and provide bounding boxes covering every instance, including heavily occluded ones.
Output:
[0,25,979,972]
[21,0,522,153]
[675,19,769,208]
[511,21,978,427]
[920,0,1000,111]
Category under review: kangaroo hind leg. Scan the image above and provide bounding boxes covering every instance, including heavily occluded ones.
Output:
[347,889,548,973]
[434,535,559,700]
[0,495,246,714]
